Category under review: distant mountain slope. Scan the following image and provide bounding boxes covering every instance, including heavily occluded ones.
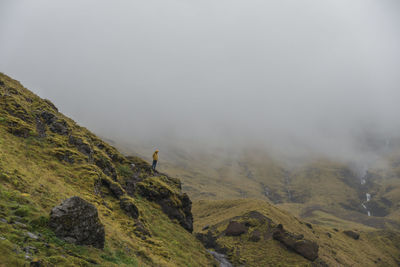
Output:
[0,73,214,266]
[193,199,400,267]
[130,144,400,231]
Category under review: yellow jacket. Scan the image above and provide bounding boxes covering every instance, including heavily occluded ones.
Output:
[152,151,159,161]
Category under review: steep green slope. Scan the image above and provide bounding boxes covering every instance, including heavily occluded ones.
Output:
[0,73,215,266]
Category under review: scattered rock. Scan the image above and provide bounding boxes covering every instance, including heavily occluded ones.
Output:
[326,233,332,238]
[49,196,105,249]
[0,236,5,240]
[333,228,339,232]
[119,196,139,219]
[249,230,261,242]
[23,246,38,254]
[343,230,359,240]
[305,223,313,229]
[0,218,8,223]
[14,221,28,229]
[225,221,247,236]
[202,225,210,231]
[273,224,319,261]
[26,232,39,240]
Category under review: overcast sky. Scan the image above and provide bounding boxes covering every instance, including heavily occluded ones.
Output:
[1,0,400,162]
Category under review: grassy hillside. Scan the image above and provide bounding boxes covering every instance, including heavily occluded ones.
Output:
[0,73,215,266]
[124,144,400,231]
[193,199,400,267]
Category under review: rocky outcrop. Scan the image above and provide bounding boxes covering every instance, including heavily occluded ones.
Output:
[49,196,105,249]
[120,196,139,219]
[343,230,360,240]
[68,135,93,157]
[137,176,193,232]
[225,221,247,236]
[40,111,70,135]
[273,224,319,261]
[101,176,125,198]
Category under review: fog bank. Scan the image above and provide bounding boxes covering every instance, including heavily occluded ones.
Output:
[1,0,400,165]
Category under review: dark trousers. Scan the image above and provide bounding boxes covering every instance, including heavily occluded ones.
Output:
[152,160,157,170]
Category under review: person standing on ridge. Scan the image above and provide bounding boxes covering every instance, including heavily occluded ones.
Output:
[152,149,159,171]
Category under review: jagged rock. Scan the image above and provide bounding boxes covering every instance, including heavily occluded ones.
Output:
[95,156,117,180]
[273,224,319,261]
[249,230,261,242]
[49,120,69,135]
[225,221,247,236]
[119,196,139,219]
[40,111,56,125]
[68,135,93,157]
[26,232,39,240]
[101,177,125,198]
[40,111,69,135]
[196,231,218,250]
[35,117,46,138]
[343,230,359,240]
[137,177,193,232]
[49,196,105,249]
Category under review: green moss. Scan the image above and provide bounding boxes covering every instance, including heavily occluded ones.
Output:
[0,72,215,267]
[117,164,134,178]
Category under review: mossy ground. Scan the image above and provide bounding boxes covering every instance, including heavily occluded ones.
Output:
[193,199,400,266]
[0,73,215,266]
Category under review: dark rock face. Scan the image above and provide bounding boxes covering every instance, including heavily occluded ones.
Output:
[158,193,193,232]
[69,135,93,157]
[273,224,319,261]
[95,156,117,180]
[49,196,105,249]
[49,120,69,135]
[120,196,139,219]
[35,117,46,138]
[137,179,193,232]
[225,221,247,236]
[40,111,69,135]
[40,111,56,124]
[343,230,360,240]
[101,177,125,198]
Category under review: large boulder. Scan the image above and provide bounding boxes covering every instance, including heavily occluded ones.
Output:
[225,221,247,236]
[273,224,319,261]
[343,230,360,240]
[49,196,105,249]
